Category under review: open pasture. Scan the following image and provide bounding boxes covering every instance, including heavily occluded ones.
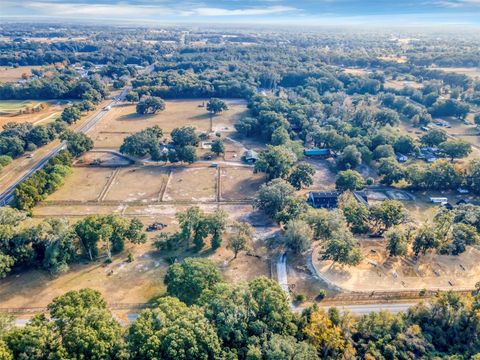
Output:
[220,167,264,201]
[163,167,217,202]
[0,66,43,83]
[104,166,169,202]
[90,99,248,148]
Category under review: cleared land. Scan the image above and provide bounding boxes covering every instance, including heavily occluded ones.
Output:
[105,166,169,202]
[0,101,63,127]
[220,167,264,201]
[432,67,480,79]
[312,240,480,292]
[48,167,114,202]
[0,66,43,83]
[384,79,423,90]
[90,99,248,148]
[163,167,217,202]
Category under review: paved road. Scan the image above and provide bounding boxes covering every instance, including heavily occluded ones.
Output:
[277,252,289,296]
[322,302,417,315]
[0,87,131,206]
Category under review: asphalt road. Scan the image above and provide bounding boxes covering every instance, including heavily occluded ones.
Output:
[0,86,131,206]
[322,302,417,315]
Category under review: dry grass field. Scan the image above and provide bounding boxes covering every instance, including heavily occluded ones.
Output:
[90,99,248,148]
[163,167,217,202]
[312,240,480,292]
[48,167,114,202]
[0,101,63,127]
[432,67,480,79]
[220,167,264,201]
[384,79,423,90]
[0,66,43,83]
[105,166,169,202]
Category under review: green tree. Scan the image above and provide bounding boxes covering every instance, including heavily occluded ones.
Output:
[206,209,228,250]
[335,170,365,192]
[136,96,166,114]
[0,253,14,278]
[284,219,313,254]
[254,179,296,219]
[288,162,315,190]
[61,105,81,124]
[211,138,225,156]
[338,192,370,234]
[369,200,409,234]
[321,229,362,266]
[255,145,296,181]
[164,258,223,305]
[413,225,440,256]
[439,140,472,161]
[207,98,228,115]
[337,145,362,170]
[60,130,93,157]
[386,226,409,257]
[171,126,199,147]
[421,129,448,147]
[127,296,222,360]
[176,145,197,163]
[227,222,253,259]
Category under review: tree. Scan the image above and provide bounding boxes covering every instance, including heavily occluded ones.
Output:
[207,98,228,115]
[164,258,223,305]
[421,129,448,147]
[59,130,93,157]
[465,160,480,194]
[304,308,352,359]
[373,144,395,160]
[0,253,14,278]
[263,335,319,360]
[271,127,290,146]
[211,138,225,156]
[61,105,81,124]
[321,229,362,266]
[125,91,139,103]
[255,145,296,181]
[136,96,165,114]
[438,140,472,161]
[394,135,418,155]
[119,126,163,159]
[413,225,439,256]
[338,192,370,234]
[378,157,406,186]
[171,126,199,147]
[474,113,480,127]
[254,179,296,219]
[288,162,315,190]
[127,297,222,360]
[176,145,197,163]
[227,222,253,259]
[375,109,400,127]
[337,145,362,170]
[369,200,409,234]
[284,220,313,254]
[335,170,365,192]
[206,209,228,250]
[304,208,346,240]
[386,227,409,257]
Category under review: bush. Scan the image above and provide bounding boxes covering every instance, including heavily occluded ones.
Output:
[316,290,327,301]
[295,293,306,303]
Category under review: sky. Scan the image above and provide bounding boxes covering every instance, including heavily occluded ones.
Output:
[2,0,480,26]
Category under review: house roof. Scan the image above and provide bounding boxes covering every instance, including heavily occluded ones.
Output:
[304,148,330,156]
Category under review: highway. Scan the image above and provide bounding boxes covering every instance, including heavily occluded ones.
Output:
[0,86,131,206]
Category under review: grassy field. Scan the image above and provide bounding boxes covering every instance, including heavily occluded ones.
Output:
[0,66,43,83]
[90,99,248,148]
[0,100,64,127]
[432,67,480,79]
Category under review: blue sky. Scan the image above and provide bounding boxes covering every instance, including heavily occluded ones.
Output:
[2,0,480,26]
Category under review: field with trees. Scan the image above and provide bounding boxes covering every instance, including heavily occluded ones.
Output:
[1,22,480,359]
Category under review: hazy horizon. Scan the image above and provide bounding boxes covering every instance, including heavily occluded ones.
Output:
[2,0,480,27]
